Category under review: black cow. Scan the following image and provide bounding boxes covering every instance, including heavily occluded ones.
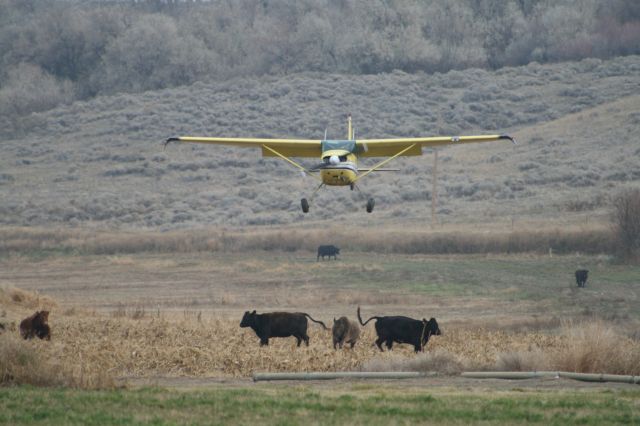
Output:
[240,310,328,347]
[317,245,340,261]
[575,269,589,288]
[357,306,441,353]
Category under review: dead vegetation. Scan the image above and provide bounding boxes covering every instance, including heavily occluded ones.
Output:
[0,224,616,256]
[494,321,640,375]
[0,288,112,388]
[3,288,640,384]
[0,332,114,389]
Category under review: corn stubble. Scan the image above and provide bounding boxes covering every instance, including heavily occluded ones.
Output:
[15,314,565,378]
[3,286,640,385]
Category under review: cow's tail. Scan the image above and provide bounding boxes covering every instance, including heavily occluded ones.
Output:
[357,306,379,326]
[304,314,328,330]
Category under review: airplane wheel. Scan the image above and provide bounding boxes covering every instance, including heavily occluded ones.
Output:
[366,198,375,213]
[301,198,309,213]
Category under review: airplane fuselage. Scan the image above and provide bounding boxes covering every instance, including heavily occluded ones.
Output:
[319,151,358,186]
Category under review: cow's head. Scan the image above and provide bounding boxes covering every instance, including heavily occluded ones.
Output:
[335,247,340,254]
[37,311,49,323]
[332,317,347,337]
[240,310,257,328]
[422,317,441,343]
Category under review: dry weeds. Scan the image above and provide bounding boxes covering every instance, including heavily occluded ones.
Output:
[0,224,616,256]
[2,288,639,384]
[550,321,640,375]
[0,332,114,389]
[12,314,568,378]
[0,287,57,312]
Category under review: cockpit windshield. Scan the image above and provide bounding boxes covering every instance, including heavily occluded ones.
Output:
[321,140,356,154]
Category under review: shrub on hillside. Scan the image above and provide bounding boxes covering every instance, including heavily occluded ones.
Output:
[0,63,72,117]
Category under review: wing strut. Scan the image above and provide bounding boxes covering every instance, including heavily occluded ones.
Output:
[353,143,417,182]
[261,145,323,182]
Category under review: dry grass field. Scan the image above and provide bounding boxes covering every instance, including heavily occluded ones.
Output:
[1,250,639,385]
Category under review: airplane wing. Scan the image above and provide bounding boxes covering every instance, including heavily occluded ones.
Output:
[355,135,515,157]
[165,136,322,158]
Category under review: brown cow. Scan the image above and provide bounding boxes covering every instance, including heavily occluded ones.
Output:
[19,310,51,340]
[332,316,360,349]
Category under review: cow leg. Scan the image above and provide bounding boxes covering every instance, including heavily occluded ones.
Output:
[385,340,393,350]
[296,336,302,347]
[375,337,385,351]
[303,334,310,346]
[260,337,269,346]
[349,341,356,349]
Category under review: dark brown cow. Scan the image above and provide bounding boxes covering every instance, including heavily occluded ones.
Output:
[240,310,327,347]
[332,316,360,349]
[19,310,51,340]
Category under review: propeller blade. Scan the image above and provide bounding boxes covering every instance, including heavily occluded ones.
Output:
[308,163,327,172]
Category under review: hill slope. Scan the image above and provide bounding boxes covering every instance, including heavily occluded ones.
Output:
[1,56,639,230]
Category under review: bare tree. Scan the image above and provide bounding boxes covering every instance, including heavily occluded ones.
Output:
[612,189,640,262]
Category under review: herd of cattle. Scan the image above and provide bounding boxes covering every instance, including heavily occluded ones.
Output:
[6,306,441,353]
[2,267,589,352]
[240,306,441,352]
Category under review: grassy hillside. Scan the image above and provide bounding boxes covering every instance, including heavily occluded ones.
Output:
[1,56,639,230]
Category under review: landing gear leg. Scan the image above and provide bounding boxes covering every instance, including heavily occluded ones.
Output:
[301,183,324,213]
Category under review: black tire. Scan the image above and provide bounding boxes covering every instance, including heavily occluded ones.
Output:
[366,198,375,213]
[301,198,309,213]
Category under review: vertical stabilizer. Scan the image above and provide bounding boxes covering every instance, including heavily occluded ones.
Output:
[347,114,353,140]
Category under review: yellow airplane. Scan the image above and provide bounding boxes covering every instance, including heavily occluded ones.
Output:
[165,115,515,213]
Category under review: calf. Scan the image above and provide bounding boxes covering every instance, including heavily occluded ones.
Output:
[575,269,589,288]
[19,310,51,340]
[332,316,360,349]
[317,245,340,261]
[357,306,440,353]
[240,310,328,347]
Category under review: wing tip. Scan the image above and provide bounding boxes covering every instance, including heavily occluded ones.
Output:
[164,137,180,150]
[499,134,517,145]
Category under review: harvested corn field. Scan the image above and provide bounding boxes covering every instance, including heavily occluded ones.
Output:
[3,306,640,381]
[2,310,562,378]
[1,251,639,386]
